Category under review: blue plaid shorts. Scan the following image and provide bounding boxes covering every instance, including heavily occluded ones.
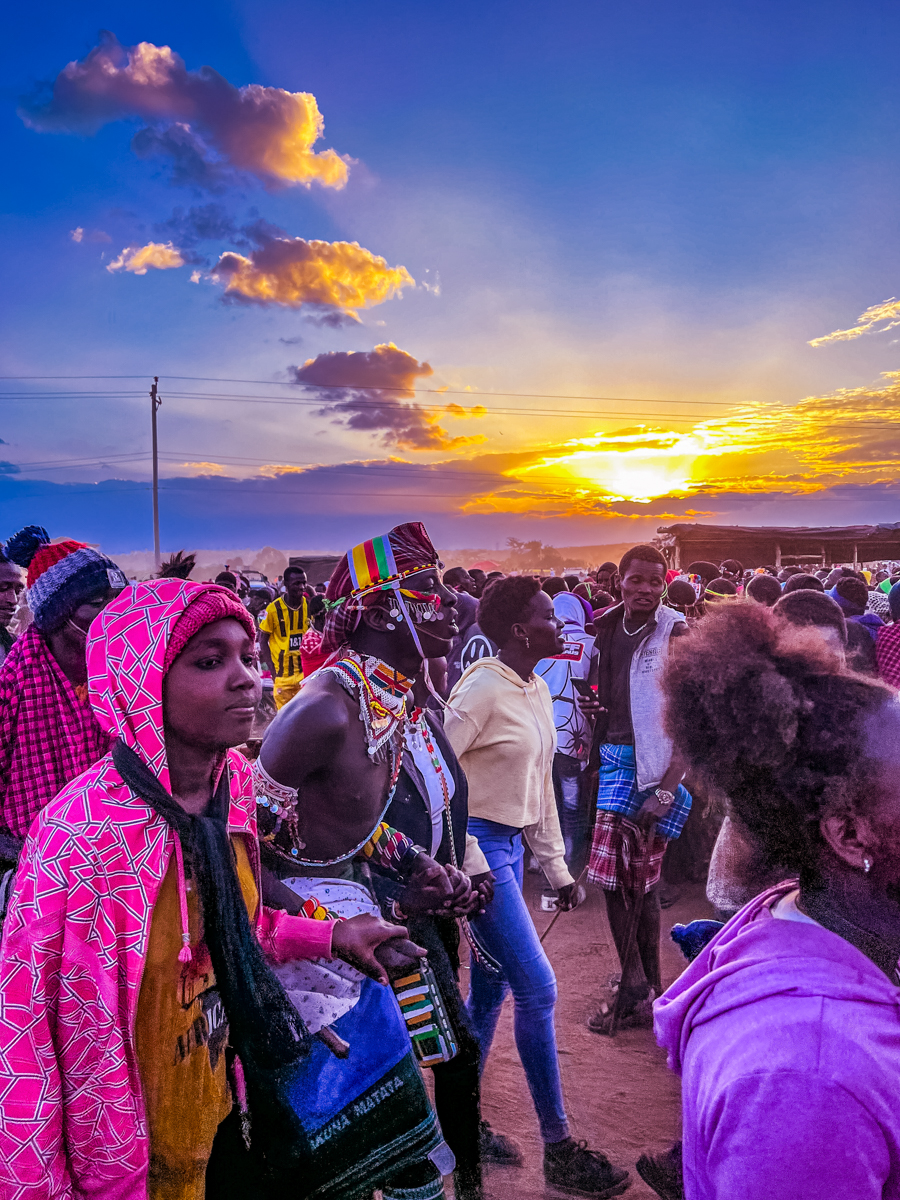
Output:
[596,743,692,840]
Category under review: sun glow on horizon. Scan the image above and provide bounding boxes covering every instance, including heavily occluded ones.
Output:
[520,426,733,503]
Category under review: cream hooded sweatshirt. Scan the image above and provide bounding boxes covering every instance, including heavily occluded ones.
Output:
[447,657,574,890]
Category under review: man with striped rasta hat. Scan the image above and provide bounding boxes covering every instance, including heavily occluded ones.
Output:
[254,523,491,1200]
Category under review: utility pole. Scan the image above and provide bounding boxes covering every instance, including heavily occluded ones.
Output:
[150,377,161,568]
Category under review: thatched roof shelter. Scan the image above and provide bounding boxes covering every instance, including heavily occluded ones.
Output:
[656,523,900,570]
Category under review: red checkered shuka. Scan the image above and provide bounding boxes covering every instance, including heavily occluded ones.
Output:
[588,810,668,894]
[876,623,900,688]
[0,627,111,839]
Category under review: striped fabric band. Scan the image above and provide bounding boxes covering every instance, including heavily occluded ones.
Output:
[361,821,415,869]
[348,534,398,595]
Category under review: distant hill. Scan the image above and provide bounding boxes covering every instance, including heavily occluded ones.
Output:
[440,543,638,571]
[111,541,640,580]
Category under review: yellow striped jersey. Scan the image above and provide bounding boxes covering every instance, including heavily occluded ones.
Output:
[259,596,309,680]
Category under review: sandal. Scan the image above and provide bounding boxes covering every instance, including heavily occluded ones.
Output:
[588,996,654,1035]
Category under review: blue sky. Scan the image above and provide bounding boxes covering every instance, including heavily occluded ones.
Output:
[3,0,900,554]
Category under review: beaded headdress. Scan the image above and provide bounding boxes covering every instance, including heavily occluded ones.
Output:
[321,521,442,657]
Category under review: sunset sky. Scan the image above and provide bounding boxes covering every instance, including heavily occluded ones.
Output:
[3,1,900,554]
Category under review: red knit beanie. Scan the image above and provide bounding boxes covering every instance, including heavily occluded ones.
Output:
[164,587,257,674]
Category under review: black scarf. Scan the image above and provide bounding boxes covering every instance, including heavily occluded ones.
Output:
[112,740,310,1077]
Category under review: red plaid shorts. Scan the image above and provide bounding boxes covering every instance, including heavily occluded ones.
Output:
[588,811,668,893]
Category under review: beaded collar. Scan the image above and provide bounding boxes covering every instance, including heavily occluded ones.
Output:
[325,649,415,761]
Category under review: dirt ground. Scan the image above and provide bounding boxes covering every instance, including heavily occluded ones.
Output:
[460,872,716,1200]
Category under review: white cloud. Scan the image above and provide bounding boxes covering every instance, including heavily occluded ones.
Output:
[107,241,185,275]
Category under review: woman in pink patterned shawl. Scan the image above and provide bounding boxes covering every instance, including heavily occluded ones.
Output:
[0,578,408,1200]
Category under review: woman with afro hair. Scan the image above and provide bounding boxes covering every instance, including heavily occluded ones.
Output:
[447,574,629,1198]
[655,602,900,1199]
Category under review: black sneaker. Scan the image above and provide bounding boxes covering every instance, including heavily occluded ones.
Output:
[479,1119,524,1167]
[635,1142,683,1200]
[543,1138,631,1197]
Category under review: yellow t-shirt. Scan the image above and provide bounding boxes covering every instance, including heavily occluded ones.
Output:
[259,597,309,680]
[135,837,259,1200]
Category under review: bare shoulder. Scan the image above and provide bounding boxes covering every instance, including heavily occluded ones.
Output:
[270,673,352,738]
[261,672,352,778]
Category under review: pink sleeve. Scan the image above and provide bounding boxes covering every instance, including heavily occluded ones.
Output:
[0,833,76,1198]
[256,907,334,964]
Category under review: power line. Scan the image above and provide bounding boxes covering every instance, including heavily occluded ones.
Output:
[8,452,151,471]
[0,388,761,426]
[0,374,763,410]
[0,481,571,501]
[3,449,668,491]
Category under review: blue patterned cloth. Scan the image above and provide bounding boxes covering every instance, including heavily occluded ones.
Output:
[596,742,692,839]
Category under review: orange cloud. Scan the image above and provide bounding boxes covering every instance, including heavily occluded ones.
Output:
[292,343,486,451]
[809,298,900,346]
[210,238,413,313]
[20,32,348,191]
[450,370,900,515]
[107,241,185,274]
[179,461,227,474]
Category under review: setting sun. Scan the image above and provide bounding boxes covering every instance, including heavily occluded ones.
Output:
[519,428,714,503]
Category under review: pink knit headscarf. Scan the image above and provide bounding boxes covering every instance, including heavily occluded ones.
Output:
[163,587,257,674]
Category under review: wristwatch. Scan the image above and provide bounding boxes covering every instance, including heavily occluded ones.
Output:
[654,788,676,809]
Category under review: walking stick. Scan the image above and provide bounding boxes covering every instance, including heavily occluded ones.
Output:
[608,818,657,1038]
[539,867,588,945]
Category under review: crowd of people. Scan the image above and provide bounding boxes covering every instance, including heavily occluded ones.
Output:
[0,521,898,1199]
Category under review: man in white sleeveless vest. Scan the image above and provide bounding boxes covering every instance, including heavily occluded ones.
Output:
[582,544,692,1034]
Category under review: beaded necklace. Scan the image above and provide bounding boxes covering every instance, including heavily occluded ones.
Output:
[407,708,501,976]
[326,650,414,761]
[254,651,410,864]
[254,745,404,866]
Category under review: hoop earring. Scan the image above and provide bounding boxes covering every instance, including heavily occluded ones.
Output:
[864,857,873,874]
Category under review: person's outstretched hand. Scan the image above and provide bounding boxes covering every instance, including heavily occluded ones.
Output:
[331,914,425,984]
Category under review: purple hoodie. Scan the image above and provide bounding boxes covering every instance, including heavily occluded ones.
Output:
[654,882,900,1199]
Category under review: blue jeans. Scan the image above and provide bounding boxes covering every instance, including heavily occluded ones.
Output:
[553,752,589,875]
[466,818,569,1144]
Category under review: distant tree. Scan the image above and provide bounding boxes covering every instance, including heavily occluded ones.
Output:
[504,538,564,571]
